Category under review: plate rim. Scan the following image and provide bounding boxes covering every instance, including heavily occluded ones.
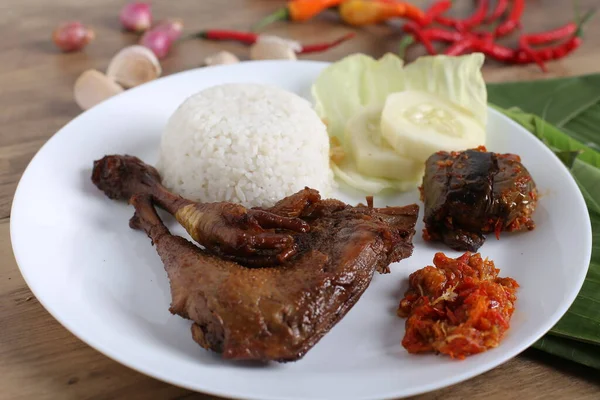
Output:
[9,60,593,400]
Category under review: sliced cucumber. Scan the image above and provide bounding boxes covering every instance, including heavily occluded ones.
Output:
[380,90,486,162]
[345,105,424,181]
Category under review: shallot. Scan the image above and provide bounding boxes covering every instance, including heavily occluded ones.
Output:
[140,29,172,59]
[52,22,95,52]
[120,2,152,33]
[140,20,183,59]
[153,19,183,41]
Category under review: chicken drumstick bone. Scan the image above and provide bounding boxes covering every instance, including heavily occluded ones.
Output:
[91,155,309,265]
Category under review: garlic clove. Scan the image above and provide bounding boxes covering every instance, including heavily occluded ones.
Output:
[204,51,240,66]
[106,45,161,89]
[74,69,124,110]
[256,35,302,53]
[250,41,297,61]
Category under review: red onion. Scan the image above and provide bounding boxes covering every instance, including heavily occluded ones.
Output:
[140,29,172,59]
[120,2,152,33]
[52,22,95,52]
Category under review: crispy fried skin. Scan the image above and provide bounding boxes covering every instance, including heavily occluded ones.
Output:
[92,154,419,362]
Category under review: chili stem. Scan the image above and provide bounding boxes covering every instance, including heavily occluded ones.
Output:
[576,8,596,37]
[252,7,289,31]
[398,35,415,58]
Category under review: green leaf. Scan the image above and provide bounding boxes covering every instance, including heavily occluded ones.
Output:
[571,159,600,215]
[533,335,600,370]
[548,206,600,342]
[563,103,600,151]
[487,74,600,127]
[554,150,582,169]
[490,74,600,368]
[493,106,600,167]
[494,107,600,347]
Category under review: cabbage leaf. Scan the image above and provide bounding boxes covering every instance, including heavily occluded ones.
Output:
[311,52,487,193]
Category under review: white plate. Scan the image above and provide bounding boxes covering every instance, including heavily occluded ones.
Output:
[11,61,592,400]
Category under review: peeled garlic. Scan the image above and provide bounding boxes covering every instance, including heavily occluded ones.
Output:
[204,51,240,66]
[74,69,124,110]
[250,40,297,61]
[106,45,161,88]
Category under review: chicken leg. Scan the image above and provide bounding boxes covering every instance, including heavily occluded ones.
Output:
[127,190,419,362]
[91,155,309,265]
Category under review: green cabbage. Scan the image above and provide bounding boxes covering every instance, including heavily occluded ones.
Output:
[311,52,487,193]
[312,53,405,144]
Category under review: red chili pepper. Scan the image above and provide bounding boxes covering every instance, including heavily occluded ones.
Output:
[403,22,436,55]
[444,37,476,55]
[518,37,548,72]
[513,34,582,66]
[194,29,355,54]
[434,15,456,28]
[470,36,516,61]
[435,0,489,31]
[419,0,452,26]
[198,29,258,44]
[521,23,577,46]
[423,28,462,42]
[297,32,356,54]
[550,36,582,59]
[484,0,508,23]
[521,9,595,45]
[536,47,554,61]
[494,0,525,37]
[460,0,489,30]
[516,9,595,71]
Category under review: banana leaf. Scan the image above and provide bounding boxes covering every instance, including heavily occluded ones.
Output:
[488,75,600,368]
[534,335,600,370]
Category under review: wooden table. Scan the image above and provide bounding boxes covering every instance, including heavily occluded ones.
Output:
[1,1,600,399]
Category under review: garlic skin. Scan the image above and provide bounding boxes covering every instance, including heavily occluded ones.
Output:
[204,51,240,66]
[250,40,297,61]
[106,45,161,88]
[74,69,124,110]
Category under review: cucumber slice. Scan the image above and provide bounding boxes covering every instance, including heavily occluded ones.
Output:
[345,106,424,181]
[380,90,486,162]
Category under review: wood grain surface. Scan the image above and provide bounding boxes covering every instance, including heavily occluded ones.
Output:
[1,1,600,399]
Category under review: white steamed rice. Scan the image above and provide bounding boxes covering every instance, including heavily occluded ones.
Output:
[157,83,333,208]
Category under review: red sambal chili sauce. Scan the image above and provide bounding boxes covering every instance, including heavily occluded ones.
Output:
[397,252,519,359]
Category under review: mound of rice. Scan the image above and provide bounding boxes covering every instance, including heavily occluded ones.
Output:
[157,83,333,208]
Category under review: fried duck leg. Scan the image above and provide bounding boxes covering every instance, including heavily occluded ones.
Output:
[91,155,309,265]
[128,193,419,362]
